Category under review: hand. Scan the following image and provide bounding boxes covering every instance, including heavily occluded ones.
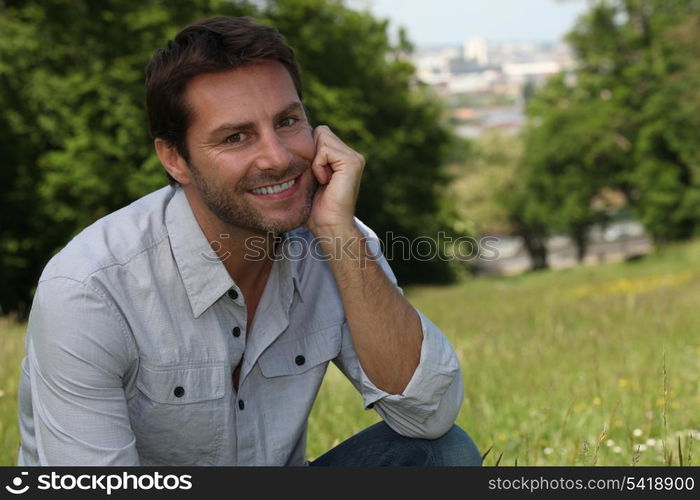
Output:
[305,125,365,236]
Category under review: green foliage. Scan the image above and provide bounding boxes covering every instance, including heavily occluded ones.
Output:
[517,0,700,259]
[448,132,520,236]
[0,0,458,315]
[632,13,700,241]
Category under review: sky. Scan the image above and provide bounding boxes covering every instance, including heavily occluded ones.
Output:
[354,0,591,47]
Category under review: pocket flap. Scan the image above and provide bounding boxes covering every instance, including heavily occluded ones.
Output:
[136,363,226,404]
[259,323,342,378]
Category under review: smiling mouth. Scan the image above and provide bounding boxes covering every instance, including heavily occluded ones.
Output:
[249,175,299,195]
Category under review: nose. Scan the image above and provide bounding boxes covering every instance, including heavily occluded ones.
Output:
[254,129,293,172]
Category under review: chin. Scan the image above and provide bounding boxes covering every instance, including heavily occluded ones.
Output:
[272,215,309,234]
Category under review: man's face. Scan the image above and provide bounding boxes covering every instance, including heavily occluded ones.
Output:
[181,61,318,235]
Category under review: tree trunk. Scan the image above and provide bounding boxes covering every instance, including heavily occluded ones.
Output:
[521,231,549,270]
[572,225,589,263]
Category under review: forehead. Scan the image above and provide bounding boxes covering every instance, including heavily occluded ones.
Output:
[184,61,300,132]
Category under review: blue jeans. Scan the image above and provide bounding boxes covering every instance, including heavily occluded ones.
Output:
[310,422,482,466]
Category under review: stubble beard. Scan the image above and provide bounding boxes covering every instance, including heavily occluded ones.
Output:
[187,158,318,235]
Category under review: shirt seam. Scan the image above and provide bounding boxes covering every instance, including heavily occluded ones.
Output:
[40,230,170,287]
[37,275,138,364]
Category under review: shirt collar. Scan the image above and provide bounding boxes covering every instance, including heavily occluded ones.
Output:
[165,186,305,318]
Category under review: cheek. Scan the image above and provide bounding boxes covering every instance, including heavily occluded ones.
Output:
[284,128,316,160]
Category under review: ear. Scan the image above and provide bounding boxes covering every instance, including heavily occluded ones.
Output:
[155,138,192,185]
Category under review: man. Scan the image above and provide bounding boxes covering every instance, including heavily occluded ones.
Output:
[17,16,481,466]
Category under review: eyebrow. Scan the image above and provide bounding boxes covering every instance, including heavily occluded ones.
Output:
[207,102,305,141]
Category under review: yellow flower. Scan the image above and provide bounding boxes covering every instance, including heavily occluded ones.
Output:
[497,433,507,442]
[618,379,629,389]
[592,397,602,406]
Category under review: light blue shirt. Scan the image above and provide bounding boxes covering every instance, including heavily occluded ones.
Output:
[17,186,464,465]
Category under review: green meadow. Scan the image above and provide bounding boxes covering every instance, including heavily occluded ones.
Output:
[1,240,698,465]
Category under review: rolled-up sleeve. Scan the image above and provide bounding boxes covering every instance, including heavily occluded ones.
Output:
[18,276,140,465]
[333,218,464,440]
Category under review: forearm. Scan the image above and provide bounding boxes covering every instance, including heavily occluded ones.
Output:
[315,225,423,394]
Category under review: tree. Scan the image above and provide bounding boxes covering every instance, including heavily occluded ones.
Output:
[631,12,700,241]
[515,0,700,264]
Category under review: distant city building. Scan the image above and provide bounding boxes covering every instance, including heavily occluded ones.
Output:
[411,39,575,138]
[463,36,489,65]
[411,47,460,87]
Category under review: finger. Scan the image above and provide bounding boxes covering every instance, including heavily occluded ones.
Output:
[311,144,349,179]
[313,125,344,149]
[310,148,331,184]
[314,127,364,166]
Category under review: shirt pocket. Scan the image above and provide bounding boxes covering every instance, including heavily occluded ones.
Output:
[136,363,226,403]
[131,363,226,465]
[258,321,342,378]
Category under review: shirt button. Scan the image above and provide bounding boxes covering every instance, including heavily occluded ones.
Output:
[174,386,185,398]
[295,355,306,366]
[228,289,239,300]
[232,326,241,338]
[238,399,245,410]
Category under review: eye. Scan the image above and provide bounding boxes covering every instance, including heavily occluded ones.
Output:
[278,117,298,128]
[225,132,247,144]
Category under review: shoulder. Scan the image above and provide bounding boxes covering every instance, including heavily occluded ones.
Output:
[40,186,175,284]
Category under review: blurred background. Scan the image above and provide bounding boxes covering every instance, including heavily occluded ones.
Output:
[0,0,698,465]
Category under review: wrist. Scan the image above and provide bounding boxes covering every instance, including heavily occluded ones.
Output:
[310,224,366,262]
[307,219,358,240]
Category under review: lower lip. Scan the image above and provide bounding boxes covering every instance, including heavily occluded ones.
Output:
[248,174,302,201]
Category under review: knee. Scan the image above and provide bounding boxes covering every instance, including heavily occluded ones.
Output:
[382,424,482,466]
[426,425,482,466]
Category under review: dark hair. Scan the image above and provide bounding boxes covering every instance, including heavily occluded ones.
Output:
[145,16,303,185]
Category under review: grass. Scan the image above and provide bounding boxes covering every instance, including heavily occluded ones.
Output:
[308,239,700,465]
[2,240,699,465]
[0,318,24,465]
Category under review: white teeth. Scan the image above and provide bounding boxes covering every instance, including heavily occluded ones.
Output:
[251,178,295,195]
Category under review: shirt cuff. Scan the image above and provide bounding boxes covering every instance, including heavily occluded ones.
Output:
[355,308,461,423]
